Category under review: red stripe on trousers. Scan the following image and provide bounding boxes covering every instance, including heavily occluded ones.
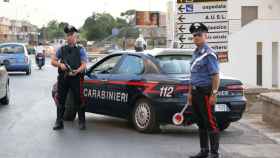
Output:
[205,96,218,132]
[80,77,85,105]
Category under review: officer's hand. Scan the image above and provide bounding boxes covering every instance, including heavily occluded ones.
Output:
[59,63,67,71]
[187,94,192,106]
[72,70,80,76]
[209,95,217,106]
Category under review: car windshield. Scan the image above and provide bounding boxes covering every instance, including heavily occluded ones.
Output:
[156,54,192,75]
[0,44,24,54]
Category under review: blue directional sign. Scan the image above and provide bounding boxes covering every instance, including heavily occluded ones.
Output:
[185,4,193,13]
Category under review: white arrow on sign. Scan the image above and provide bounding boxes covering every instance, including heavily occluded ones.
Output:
[176,2,227,14]
[177,25,187,33]
[177,15,186,23]
[177,12,227,23]
[177,21,229,33]
[179,43,228,52]
[177,32,228,43]
[178,4,185,13]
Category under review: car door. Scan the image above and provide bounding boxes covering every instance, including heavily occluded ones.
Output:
[84,54,124,115]
[106,54,145,117]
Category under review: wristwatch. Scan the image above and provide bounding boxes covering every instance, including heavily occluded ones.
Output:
[212,90,218,96]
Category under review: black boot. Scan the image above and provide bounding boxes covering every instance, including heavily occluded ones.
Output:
[209,132,220,158]
[78,108,86,130]
[53,107,65,130]
[190,130,209,158]
[189,149,209,158]
[53,120,64,130]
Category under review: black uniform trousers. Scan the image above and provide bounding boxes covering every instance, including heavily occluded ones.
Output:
[191,86,219,154]
[57,75,85,123]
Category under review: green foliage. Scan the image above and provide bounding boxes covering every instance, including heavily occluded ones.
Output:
[42,20,68,40]
[42,10,139,42]
[82,11,139,41]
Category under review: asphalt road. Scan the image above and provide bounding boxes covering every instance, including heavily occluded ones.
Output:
[0,57,276,158]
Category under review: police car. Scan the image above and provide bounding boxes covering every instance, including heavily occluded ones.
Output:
[62,48,246,133]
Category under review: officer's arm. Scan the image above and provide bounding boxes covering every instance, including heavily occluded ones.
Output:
[76,48,88,73]
[76,62,86,73]
[207,54,220,94]
[212,74,220,94]
[51,48,62,68]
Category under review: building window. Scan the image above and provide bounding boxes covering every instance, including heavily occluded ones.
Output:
[241,6,258,27]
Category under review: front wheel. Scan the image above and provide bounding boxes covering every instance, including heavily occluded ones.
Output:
[132,98,160,133]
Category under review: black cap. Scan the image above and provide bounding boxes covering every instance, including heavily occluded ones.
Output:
[64,24,79,34]
[189,22,208,34]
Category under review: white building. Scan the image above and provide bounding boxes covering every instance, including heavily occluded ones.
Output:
[168,0,280,88]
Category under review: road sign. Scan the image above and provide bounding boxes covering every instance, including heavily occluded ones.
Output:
[176,0,229,62]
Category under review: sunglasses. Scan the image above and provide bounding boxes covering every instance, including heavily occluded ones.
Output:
[193,33,203,37]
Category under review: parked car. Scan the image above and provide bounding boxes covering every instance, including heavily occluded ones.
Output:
[0,43,32,75]
[0,59,10,105]
[56,49,246,133]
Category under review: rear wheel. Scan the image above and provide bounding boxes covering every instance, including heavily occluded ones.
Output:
[64,107,76,121]
[218,122,231,131]
[132,98,160,133]
[63,90,76,121]
[0,83,10,105]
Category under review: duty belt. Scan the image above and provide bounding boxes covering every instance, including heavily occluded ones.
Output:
[192,86,212,91]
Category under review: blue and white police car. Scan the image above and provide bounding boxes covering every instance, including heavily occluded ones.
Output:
[62,48,246,133]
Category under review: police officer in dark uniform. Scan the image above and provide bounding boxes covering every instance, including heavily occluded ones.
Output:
[51,25,88,130]
[188,23,221,158]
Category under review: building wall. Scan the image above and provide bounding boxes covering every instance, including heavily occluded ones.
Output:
[166,0,175,48]
[222,20,280,88]
[221,0,280,88]
[228,0,280,34]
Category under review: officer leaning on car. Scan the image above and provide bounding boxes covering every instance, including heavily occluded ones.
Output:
[51,24,88,130]
[188,22,221,158]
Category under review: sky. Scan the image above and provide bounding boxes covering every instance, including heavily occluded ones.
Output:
[0,0,171,28]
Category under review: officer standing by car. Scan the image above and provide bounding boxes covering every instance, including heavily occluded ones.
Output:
[188,23,221,158]
[51,24,88,130]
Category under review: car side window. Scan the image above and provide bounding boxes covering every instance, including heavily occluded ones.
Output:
[91,55,122,75]
[116,55,144,75]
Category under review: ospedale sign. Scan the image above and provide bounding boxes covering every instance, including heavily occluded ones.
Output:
[176,0,229,62]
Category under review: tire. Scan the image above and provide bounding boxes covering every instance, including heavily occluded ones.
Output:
[132,98,160,133]
[63,90,76,121]
[218,122,231,131]
[64,107,76,121]
[0,83,10,105]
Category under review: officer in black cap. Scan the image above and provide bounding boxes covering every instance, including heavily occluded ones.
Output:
[188,22,221,158]
[51,24,88,130]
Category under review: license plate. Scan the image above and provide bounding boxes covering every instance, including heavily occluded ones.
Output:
[215,104,230,112]
[38,57,43,59]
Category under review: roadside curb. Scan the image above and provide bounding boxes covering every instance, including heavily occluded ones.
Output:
[240,114,280,144]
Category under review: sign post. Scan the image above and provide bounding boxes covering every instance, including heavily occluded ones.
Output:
[176,0,229,62]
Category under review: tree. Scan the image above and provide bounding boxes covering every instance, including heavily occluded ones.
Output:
[42,20,68,40]
[82,13,117,41]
